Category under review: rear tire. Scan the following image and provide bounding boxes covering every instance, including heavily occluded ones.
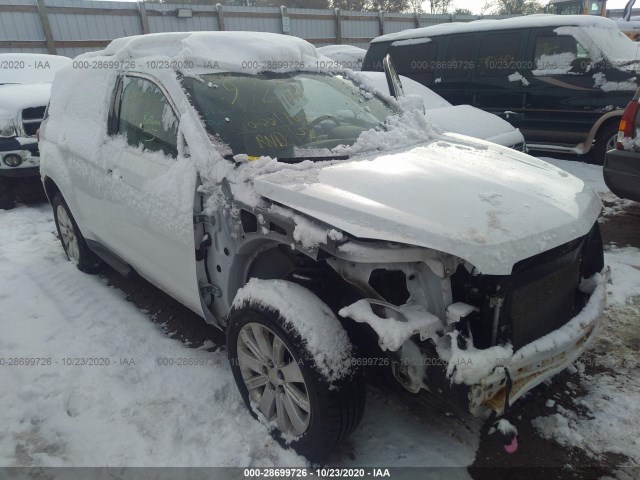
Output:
[52,193,102,273]
[227,280,365,461]
[591,122,619,166]
[0,177,15,210]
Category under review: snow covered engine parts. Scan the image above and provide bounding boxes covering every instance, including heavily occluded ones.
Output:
[38,31,608,459]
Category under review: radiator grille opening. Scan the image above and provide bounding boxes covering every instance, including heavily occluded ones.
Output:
[22,106,46,137]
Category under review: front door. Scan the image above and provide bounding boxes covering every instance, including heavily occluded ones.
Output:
[102,73,203,316]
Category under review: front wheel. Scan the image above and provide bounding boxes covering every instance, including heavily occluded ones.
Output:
[52,193,102,273]
[227,279,365,460]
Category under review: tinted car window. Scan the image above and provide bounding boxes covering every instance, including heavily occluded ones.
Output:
[443,36,475,78]
[388,41,438,85]
[476,33,522,77]
[534,35,581,71]
[117,77,178,157]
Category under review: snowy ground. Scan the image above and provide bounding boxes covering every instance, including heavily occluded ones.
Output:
[0,157,639,476]
[0,208,477,472]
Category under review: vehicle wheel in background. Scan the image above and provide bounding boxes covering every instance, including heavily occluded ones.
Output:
[592,122,619,166]
[52,193,102,273]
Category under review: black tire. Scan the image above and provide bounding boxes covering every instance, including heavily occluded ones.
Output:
[0,177,15,210]
[52,193,102,273]
[591,122,619,166]
[227,282,365,461]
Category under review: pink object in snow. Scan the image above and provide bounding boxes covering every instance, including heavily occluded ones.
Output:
[504,435,518,454]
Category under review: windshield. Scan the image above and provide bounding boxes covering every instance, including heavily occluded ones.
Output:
[181,71,396,159]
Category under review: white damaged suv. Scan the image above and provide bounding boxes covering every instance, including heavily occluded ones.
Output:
[39,32,608,459]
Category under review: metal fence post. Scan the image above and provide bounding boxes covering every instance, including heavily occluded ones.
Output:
[335,8,342,44]
[137,2,149,34]
[414,11,420,28]
[378,10,384,36]
[216,3,225,31]
[36,0,56,54]
[280,5,290,34]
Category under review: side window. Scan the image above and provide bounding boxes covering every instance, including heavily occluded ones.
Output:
[533,35,582,74]
[388,41,439,85]
[443,36,475,78]
[117,76,179,158]
[476,33,522,77]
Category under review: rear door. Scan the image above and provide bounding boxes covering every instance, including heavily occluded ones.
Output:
[102,73,203,316]
[469,29,529,125]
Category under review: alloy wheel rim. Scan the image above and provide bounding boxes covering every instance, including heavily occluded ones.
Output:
[237,322,311,436]
[56,205,80,265]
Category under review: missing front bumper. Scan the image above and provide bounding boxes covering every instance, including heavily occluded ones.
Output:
[469,267,609,417]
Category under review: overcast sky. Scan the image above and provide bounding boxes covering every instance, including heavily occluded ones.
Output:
[445,0,633,14]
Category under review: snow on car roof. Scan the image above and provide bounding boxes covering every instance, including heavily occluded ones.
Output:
[0,83,52,114]
[81,31,321,74]
[371,14,619,43]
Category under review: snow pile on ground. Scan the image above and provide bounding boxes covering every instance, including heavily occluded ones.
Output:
[0,205,479,469]
[605,247,640,307]
[533,369,640,464]
[0,205,303,467]
[532,247,640,465]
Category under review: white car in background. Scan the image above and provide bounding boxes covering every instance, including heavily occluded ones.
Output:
[317,44,366,70]
[317,46,526,151]
[0,53,71,209]
[353,71,527,151]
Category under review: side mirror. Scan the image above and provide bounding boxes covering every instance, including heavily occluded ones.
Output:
[383,54,404,100]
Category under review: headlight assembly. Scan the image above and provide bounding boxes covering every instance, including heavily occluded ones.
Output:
[3,153,23,167]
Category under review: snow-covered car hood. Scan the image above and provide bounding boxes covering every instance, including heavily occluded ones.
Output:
[252,137,601,275]
[0,83,51,117]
